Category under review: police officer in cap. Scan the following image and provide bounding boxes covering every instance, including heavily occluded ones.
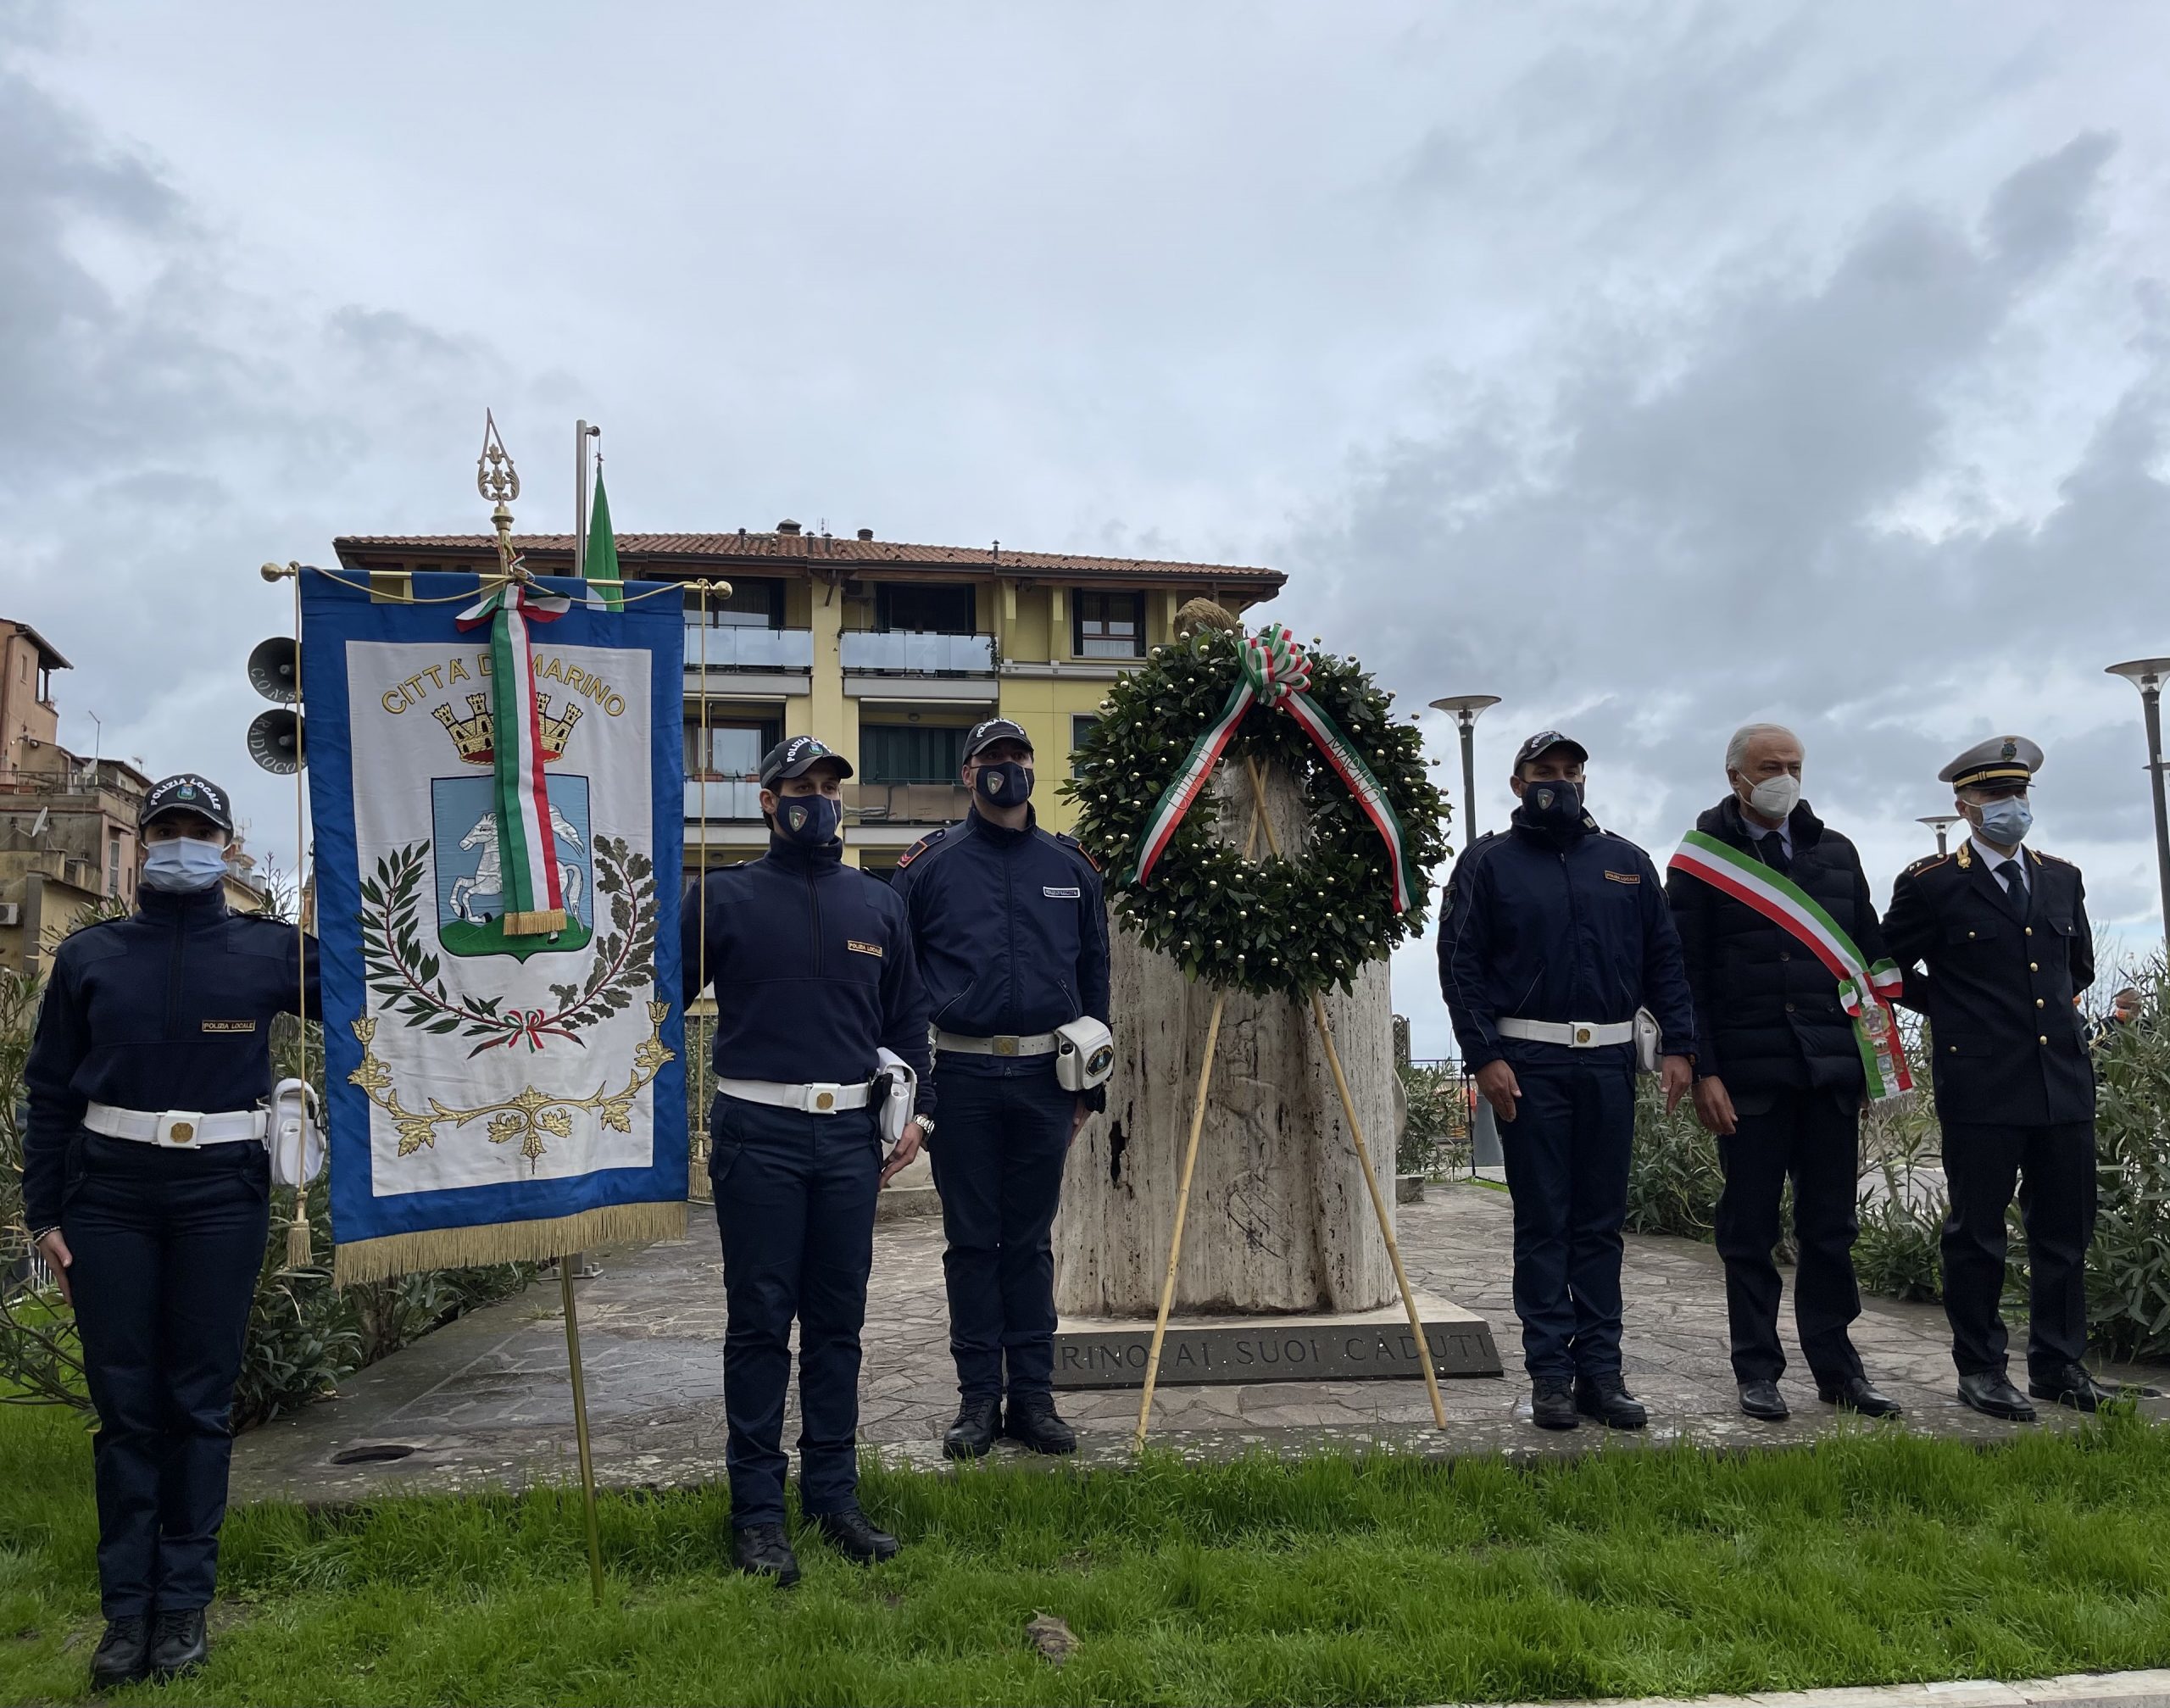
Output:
[682,736,933,1585]
[1883,736,2113,1421]
[25,775,320,1689]
[1438,732,1696,1432]
[888,717,1110,1460]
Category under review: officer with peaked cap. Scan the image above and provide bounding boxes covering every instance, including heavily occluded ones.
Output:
[1883,736,2112,1421]
[888,717,1110,1460]
[24,774,320,1689]
[682,736,933,1585]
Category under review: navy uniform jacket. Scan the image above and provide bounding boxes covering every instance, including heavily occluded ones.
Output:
[681,834,934,1113]
[23,887,323,1232]
[887,809,1110,1083]
[1882,840,2094,1127]
[1438,810,1697,1073]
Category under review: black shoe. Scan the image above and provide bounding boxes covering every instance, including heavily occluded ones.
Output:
[732,1523,803,1586]
[1574,1373,1648,1431]
[1530,1376,1580,1431]
[2028,1364,2121,1413]
[811,1505,900,1565]
[1956,1370,2037,1423]
[1003,1397,1078,1455]
[147,1606,208,1679]
[89,1616,150,1691]
[943,1396,1001,1460]
[1819,1375,1904,1419]
[1738,1379,1789,1421]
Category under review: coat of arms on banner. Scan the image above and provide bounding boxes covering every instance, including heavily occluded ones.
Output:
[303,568,687,1284]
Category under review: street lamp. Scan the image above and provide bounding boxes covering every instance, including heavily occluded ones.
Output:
[2106,656,2170,953]
[1917,814,1962,858]
[1429,694,1502,848]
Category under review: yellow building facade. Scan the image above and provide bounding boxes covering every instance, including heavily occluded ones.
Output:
[332,526,1284,877]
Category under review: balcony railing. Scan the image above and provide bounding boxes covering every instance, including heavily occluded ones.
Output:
[839,631,995,674]
[682,625,814,670]
[685,779,767,821]
[846,782,971,826]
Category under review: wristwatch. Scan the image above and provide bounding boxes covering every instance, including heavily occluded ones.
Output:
[912,1115,936,1138]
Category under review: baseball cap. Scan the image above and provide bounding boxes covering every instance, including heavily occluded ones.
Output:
[759,736,854,788]
[141,774,234,833]
[962,717,1033,761]
[1513,730,1589,771]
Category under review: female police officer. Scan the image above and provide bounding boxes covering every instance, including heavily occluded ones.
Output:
[682,737,932,1586]
[24,774,320,1689]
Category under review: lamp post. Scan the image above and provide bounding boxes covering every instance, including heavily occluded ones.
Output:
[1429,694,1502,848]
[1917,814,1961,858]
[2106,657,2170,953]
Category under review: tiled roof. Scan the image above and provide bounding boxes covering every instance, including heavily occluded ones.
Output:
[331,531,1283,586]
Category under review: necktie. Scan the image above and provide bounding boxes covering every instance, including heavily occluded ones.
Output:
[2000,862,2027,909]
[1758,832,1790,876]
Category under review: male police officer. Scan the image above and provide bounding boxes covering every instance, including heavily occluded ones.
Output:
[682,737,933,1584]
[25,774,320,1688]
[1666,724,1902,1422]
[1438,732,1696,1431]
[1883,737,2112,1421]
[889,717,1110,1460]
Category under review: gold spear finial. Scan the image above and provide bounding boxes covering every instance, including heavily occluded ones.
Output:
[477,410,522,578]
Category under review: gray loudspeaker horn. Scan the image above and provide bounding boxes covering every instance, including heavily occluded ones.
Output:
[248,708,304,774]
[248,636,299,704]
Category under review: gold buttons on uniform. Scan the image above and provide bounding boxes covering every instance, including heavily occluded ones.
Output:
[2025,926,2034,937]
[2036,999,2045,1010]
[1968,930,1977,939]
[2030,962,2039,971]
[170,1121,195,1144]
[2039,1035,2050,1045]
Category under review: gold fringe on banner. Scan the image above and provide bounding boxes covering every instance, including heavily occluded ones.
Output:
[502,907,568,937]
[331,1200,687,1287]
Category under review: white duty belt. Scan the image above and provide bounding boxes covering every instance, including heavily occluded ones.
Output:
[1495,1018,1634,1049]
[85,1103,267,1149]
[715,1078,875,1115]
[933,1030,1060,1058]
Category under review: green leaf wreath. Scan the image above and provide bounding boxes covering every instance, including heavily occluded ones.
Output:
[1060,628,1449,999]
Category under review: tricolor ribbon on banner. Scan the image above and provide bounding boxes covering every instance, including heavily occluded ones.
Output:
[456,579,573,937]
[1130,627,1416,913]
[1667,829,1912,1101]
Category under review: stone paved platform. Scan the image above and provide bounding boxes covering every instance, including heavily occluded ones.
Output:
[231,1180,2169,1505]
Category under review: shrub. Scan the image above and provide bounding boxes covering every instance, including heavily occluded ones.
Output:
[1626,1077,1724,1239]
[1395,1061,1473,1177]
[2086,961,2170,1362]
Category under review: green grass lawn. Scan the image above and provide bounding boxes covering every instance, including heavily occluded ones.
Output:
[5,1402,2170,1706]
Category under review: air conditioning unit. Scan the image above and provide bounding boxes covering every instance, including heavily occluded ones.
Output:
[0,903,19,926]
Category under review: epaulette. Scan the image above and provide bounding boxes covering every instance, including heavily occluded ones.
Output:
[2031,847,2076,868]
[1042,827,1101,872]
[894,826,949,871]
[1902,851,1954,877]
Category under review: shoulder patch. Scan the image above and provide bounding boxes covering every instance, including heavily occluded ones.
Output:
[2032,847,2076,868]
[1902,852,1953,877]
[1040,828,1102,873]
[895,827,949,871]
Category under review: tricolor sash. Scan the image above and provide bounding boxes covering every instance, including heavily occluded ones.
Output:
[456,581,573,936]
[1130,627,1416,912]
[1668,829,1912,1101]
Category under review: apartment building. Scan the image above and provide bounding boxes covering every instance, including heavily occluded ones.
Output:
[330,524,1285,875]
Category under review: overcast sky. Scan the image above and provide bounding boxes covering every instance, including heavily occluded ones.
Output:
[5,2,2169,1052]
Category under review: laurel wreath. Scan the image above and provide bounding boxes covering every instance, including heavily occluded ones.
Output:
[359,835,659,1054]
[1060,630,1448,999]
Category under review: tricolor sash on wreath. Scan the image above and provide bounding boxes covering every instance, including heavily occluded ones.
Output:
[1666,829,1913,1101]
[1130,626,1416,912]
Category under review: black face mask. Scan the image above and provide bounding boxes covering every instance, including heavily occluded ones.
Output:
[974,761,1034,807]
[775,793,843,846]
[1519,777,1585,831]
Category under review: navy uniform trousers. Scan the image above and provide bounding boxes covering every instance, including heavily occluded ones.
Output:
[1943,1120,2097,1379]
[1498,1058,1634,1379]
[708,1093,881,1530]
[927,1065,1074,1403]
[61,1136,270,1619]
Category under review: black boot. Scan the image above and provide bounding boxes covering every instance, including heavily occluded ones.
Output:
[943,1396,1001,1460]
[1956,1370,2036,1422]
[1574,1373,1648,1431]
[1530,1376,1579,1431]
[812,1505,901,1564]
[1003,1396,1078,1455]
[147,1607,208,1680]
[89,1616,150,1692]
[1738,1379,1788,1421]
[732,1522,803,1586]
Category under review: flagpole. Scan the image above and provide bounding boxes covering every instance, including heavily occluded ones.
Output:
[574,420,590,581]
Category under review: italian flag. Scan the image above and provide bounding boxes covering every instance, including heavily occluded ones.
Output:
[584,470,625,611]
[1668,829,1911,1099]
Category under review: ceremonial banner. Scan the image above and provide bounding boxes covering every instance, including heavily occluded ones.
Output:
[303,568,687,1282]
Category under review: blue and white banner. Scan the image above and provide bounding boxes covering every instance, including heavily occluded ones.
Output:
[302,568,686,1282]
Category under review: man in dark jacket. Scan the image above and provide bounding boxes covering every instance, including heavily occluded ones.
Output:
[1439,731,1696,1432]
[1883,735,2111,1421]
[1665,724,1901,1422]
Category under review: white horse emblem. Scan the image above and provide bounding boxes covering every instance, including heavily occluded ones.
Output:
[448,805,587,926]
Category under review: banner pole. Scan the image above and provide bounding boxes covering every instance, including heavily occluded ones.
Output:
[1243,758,1447,1430]
[573,420,590,581]
[560,1263,606,1605]
[287,570,314,1269]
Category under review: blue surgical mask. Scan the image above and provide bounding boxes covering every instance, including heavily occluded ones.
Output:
[142,837,228,892]
[1519,777,1586,831]
[1976,796,2032,847]
[974,760,1034,807]
[774,793,843,847]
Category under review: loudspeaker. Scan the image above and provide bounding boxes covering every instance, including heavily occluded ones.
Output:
[248,636,299,704]
[248,708,305,774]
